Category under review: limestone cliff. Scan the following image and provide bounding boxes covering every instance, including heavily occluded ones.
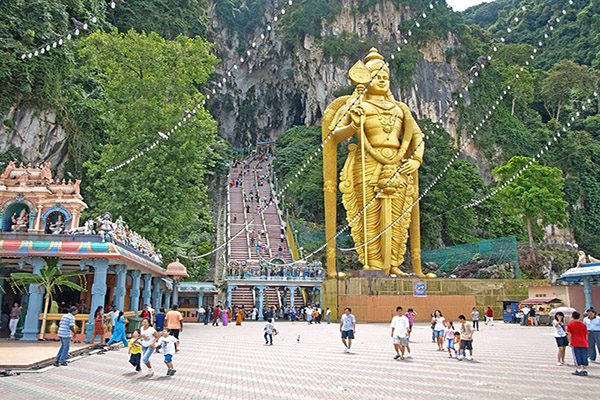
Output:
[208,0,469,148]
[0,107,68,174]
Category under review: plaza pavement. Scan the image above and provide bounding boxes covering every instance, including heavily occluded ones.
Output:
[2,320,598,399]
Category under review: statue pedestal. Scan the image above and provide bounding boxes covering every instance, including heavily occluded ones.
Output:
[349,270,386,278]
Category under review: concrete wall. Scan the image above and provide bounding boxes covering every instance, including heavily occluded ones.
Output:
[323,277,549,323]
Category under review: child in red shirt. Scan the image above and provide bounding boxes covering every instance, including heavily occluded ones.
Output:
[567,311,589,376]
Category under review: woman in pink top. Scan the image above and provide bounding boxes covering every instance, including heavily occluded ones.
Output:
[406,308,416,340]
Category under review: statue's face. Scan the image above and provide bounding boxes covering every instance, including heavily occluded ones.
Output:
[368,68,390,95]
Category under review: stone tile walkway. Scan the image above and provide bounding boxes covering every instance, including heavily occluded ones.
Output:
[2,321,598,399]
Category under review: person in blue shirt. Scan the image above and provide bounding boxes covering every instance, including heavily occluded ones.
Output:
[155,308,167,331]
[584,309,600,361]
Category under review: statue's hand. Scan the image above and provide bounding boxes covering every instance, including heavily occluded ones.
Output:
[399,159,420,175]
[348,104,365,127]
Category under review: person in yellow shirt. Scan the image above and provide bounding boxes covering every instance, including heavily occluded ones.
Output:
[128,330,142,372]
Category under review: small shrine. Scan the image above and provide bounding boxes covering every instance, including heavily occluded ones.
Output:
[0,161,87,234]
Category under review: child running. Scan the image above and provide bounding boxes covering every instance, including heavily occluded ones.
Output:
[443,320,456,358]
[154,329,179,376]
[128,330,142,372]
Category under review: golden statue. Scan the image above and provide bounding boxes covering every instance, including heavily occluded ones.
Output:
[322,48,433,278]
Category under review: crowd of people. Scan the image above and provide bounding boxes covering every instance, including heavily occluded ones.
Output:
[196,303,331,326]
[227,261,324,279]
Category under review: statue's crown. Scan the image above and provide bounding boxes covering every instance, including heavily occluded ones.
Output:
[364,48,385,64]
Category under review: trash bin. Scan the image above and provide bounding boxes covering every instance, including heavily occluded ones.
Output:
[127,316,142,335]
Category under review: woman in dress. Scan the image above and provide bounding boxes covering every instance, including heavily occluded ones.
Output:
[222,307,229,326]
[236,307,244,326]
[90,306,104,344]
[107,311,128,346]
[552,311,568,366]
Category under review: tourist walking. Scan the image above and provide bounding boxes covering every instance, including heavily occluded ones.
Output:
[457,314,475,361]
[107,311,128,346]
[567,311,589,376]
[128,330,142,372]
[520,305,530,326]
[390,306,410,360]
[222,307,229,326]
[154,329,179,376]
[139,318,159,377]
[340,307,356,353]
[236,307,244,326]
[552,311,568,366]
[431,310,445,351]
[485,306,494,326]
[107,305,119,333]
[326,307,331,324]
[197,305,205,323]
[9,302,21,340]
[471,307,480,331]
[204,306,211,325]
[212,305,221,326]
[406,308,416,340]
[90,306,104,345]
[165,305,183,340]
[306,305,314,324]
[583,308,600,362]
[54,306,78,367]
[155,308,166,332]
[264,318,275,345]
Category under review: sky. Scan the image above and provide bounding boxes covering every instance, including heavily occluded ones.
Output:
[446,0,494,11]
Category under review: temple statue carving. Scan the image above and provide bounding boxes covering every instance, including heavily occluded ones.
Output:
[322,48,433,278]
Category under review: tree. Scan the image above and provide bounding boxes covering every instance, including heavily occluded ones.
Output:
[493,156,568,259]
[10,259,86,340]
[541,60,596,121]
[80,30,228,275]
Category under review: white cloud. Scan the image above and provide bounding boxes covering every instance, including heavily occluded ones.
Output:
[446,0,494,12]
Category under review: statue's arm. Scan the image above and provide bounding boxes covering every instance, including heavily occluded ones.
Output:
[330,105,355,143]
[401,104,425,165]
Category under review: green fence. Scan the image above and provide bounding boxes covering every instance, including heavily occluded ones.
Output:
[421,236,520,278]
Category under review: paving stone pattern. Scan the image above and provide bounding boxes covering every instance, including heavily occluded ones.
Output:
[3,321,599,399]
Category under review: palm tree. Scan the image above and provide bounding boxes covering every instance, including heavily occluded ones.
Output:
[10,258,87,340]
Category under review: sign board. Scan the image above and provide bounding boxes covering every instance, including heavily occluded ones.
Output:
[413,281,427,297]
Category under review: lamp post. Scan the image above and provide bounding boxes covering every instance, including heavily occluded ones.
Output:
[165,258,189,308]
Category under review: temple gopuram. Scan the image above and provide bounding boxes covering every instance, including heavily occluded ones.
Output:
[0,162,215,341]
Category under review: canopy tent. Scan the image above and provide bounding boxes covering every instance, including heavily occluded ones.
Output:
[558,262,600,311]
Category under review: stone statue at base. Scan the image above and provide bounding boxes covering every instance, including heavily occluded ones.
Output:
[322,48,432,278]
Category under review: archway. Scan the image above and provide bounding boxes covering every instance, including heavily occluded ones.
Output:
[2,202,30,232]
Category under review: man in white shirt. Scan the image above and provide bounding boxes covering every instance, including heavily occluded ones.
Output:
[390,306,411,360]
[521,306,531,326]
[107,305,119,333]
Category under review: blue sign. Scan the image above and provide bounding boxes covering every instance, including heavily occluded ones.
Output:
[414,281,427,297]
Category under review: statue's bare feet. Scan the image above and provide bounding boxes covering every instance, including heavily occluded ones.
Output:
[390,267,408,276]
[337,271,347,278]
[414,272,437,278]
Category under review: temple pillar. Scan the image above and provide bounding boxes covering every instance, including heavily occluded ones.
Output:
[198,294,204,308]
[0,276,5,314]
[164,291,171,310]
[288,286,297,308]
[227,285,237,308]
[256,286,266,320]
[82,258,108,343]
[142,274,152,308]
[152,277,162,310]
[172,280,180,306]
[113,265,127,312]
[583,277,595,311]
[20,257,45,341]
[130,270,141,316]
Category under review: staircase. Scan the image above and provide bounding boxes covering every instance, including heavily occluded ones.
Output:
[230,286,254,309]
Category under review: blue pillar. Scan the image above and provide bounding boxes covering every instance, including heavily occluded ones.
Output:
[19,257,45,341]
[130,270,141,316]
[164,291,171,310]
[83,258,108,343]
[256,286,266,320]
[583,277,594,311]
[152,277,162,310]
[227,285,237,308]
[198,294,204,307]
[142,274,152,308]
[289,286,297,308]
[113,265,127,312]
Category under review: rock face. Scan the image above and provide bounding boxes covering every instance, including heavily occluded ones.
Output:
[0,106,68,175]
[209,0,468,147]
